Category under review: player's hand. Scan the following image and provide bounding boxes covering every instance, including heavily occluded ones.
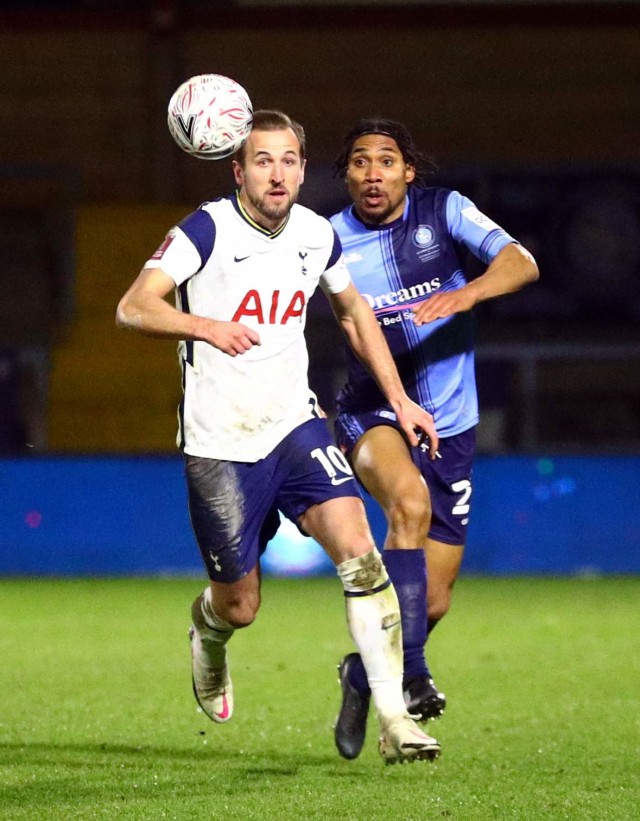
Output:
[391,396,439,459]
[205,320,261,356]
[411,286,477,326]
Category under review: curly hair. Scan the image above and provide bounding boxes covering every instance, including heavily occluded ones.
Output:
[333,118,436,186]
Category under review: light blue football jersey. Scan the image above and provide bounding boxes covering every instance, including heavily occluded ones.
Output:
[331,186,517,437]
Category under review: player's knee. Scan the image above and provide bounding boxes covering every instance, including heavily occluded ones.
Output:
[387,486,431,534]
[337,549,389,594]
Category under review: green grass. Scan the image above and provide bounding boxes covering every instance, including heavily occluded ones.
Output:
[0,576,638,820]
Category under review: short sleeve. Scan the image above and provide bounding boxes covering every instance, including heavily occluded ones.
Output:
[445,190,517,265]
[320,229,351,294]
[142,227,203,285]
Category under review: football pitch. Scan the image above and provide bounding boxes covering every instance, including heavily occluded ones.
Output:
[0,576,638,820]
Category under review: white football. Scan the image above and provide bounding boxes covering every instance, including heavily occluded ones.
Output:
[167,74,253,160]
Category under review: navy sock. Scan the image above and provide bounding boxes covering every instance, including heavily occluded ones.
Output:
[347,548,430,695]
[382,548,429,682]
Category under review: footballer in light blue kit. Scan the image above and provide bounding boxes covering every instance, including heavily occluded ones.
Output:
[330,118,538,760]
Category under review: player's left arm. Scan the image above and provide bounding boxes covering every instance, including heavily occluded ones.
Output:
[328,282,439,455]
[412,241,539,326]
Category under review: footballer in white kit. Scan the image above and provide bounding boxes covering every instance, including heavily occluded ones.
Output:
[144,194,350,463]
[117,110,442,764]
[144,193,362,584]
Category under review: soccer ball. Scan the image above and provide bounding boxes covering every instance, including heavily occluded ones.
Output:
[167,74,253,160]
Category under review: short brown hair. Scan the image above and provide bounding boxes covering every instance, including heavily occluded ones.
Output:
[234,109,306,165]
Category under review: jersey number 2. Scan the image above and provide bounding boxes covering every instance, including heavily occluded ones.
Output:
[451,479,472,516]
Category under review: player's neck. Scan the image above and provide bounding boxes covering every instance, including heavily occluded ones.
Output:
[237,189,287,234]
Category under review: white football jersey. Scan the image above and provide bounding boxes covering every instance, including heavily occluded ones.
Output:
[144,194,351,461]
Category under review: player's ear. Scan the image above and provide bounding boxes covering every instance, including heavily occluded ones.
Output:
[232,160,244,186]
[299,157,306,185]
[405,164,416,184]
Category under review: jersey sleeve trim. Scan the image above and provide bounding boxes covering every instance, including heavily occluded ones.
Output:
[326,229,343,270]
[320,230,351,294]
[177,208,216,270]
[446,190,517,265]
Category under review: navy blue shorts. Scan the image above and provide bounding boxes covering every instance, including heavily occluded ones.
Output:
[335,410,475,546]
[185,418,362,582]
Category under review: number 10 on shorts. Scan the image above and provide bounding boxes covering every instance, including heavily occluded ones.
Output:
[311,446,354,486]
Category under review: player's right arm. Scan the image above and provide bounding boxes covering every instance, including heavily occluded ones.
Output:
[116,266,260,357]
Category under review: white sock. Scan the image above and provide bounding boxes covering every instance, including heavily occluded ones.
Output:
[191,587,235,671]
[200,587,234,638]
[337,551,407,725]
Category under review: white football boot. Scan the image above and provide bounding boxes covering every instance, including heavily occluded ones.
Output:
[378,714,441,765]
[189,597,233,723]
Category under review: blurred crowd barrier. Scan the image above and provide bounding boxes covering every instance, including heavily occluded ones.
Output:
[1,455,638,576]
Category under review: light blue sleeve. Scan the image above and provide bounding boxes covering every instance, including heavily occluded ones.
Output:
[445,190,518,265]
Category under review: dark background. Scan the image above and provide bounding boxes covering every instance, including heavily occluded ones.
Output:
[1,0,639,454]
